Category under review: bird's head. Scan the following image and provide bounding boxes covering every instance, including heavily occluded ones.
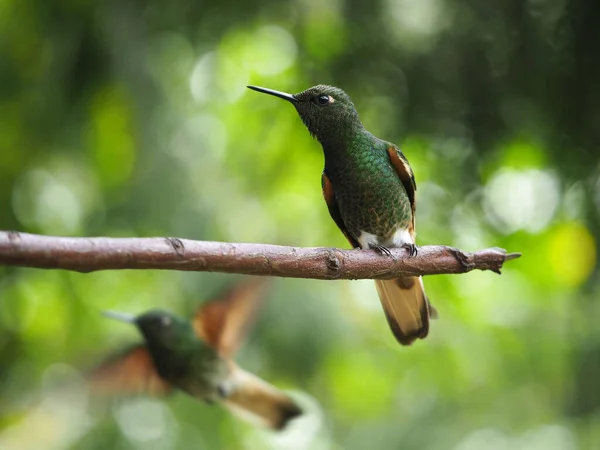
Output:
[247,84,362,144]
[103,309,194,352]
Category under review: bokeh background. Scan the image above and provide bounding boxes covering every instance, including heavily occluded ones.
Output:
[1,0,599,449]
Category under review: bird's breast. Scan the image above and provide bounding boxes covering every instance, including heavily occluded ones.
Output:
[327,153,413,242]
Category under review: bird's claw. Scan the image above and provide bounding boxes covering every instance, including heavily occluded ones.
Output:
[402,243,418,257]
[372,245,394,258]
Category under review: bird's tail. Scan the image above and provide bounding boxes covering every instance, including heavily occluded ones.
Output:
[223,365,302,430]
[374,276,436,346]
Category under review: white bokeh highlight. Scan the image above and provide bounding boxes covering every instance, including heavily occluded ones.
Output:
[483,169,560,234]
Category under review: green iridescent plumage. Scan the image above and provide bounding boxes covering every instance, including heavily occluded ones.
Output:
[249,84,434,346]
[89,280,302,429]
[135,309,228,401]
[324,135,414,242]
[251,85,413,244]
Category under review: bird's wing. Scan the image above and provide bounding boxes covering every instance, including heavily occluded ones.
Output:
[193,278,269,358]
[376,143,435,346]
[321,171,360,248]
[88,345,171,396]
[386,144,417,237]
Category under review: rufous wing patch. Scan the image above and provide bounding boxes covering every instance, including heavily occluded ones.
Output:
[193,278,269,358]
[88,345,171,396]
[386,145,417,237]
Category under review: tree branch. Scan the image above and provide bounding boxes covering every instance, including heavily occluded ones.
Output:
[0,231,520,280]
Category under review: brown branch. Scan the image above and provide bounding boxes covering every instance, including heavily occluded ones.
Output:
[0,231,521,280]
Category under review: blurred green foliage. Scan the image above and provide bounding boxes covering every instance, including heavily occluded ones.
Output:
[1,0,599,449]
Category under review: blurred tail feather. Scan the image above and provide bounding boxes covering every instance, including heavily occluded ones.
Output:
[224,366,302,430]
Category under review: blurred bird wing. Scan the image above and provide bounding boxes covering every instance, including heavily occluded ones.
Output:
[193,278,269,358]
[88,345,171,396]
[386,145,417,236]
[321,171,360,248]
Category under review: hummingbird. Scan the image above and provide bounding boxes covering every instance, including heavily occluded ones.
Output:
[248,84,436,346]
[88,279,302,430]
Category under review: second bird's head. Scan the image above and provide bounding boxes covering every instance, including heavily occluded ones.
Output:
[103,309,193,351]
[247,84,362,143]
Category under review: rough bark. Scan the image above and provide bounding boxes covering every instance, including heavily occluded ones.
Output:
[0,231,521,279]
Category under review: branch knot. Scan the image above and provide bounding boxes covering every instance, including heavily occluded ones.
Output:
[325,249,342,278]
[165,237,185,258]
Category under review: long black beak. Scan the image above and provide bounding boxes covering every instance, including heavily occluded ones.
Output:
[102,310,136,324]
[247,85,297,103]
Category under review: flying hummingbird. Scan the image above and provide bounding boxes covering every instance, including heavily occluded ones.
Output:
[248,85,436,346]
[89,279,302,430]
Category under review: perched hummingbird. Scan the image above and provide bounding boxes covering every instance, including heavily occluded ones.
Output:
[248,85,436,346]
[89,279,302,430]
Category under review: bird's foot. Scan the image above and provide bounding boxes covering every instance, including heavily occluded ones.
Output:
[402,243,418,257]
[371,244,395,259]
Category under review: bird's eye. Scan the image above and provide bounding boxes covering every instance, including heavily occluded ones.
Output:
[313,94,331,106]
